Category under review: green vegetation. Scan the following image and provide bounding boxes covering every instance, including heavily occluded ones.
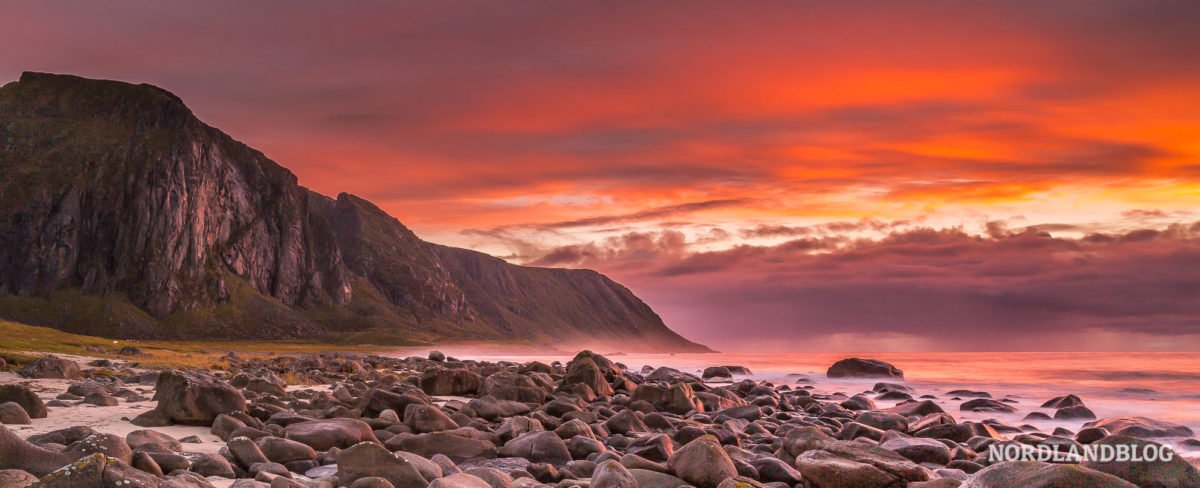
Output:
[0,319,388,371]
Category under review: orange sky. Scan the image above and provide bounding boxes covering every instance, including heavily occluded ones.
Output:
[4,1,1199,349]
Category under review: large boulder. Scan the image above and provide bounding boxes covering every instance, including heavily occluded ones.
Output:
[256,436,317,464]
[0,403,32,425]
[131,371,247,426]
[421,368,483,396]
[0,424,75,477]
[666,435,737,488]
[27,452,196,487]
[284,418,379,451]
[386,432,498,463]
[404,404,460,433]
[826,358,903,379]
[880,436,952,465]
[962,461,1136,488]
[359,389,428,419]
[428,473,492,488]
[17,356,81,379]
[1083,436,1200,488]
[337,441,428,488]
[795,440,929,487]
[0,384,47,419]
[561,357,615,397]
[1082,417,1195,439]
[592,459,638,488]
[499,431,571,467]
[959,399,1015,413]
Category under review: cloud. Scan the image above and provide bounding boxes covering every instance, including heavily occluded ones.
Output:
[517,223,1200,350]
[525,199,748,231]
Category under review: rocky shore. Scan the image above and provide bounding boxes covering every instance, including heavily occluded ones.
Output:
[0,352,1197,488]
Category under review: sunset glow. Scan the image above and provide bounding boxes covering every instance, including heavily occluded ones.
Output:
[5,1,1198,349]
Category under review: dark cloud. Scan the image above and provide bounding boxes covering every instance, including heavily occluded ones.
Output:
[519,224,1200,350]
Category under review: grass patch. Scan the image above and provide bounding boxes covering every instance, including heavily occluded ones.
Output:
[0,319,387,370]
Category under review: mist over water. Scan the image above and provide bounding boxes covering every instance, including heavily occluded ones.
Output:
[392,349,1200,457]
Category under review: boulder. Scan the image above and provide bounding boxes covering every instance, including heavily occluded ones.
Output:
[795,440,929,487]
[499,431,572,467]
[1082,436,1200,488]
[17,356,81,379]
[337,441,427,488]
[27,452,162,487]
[0,403,32,425]
[590,459,638,488]
[387,432,498,463]
[0,469,38,487]
[428,472,492,488]
[1053,405,1097,420]
[1082,417,1195,439]
[826,358,903,379]
[959,399,1015,413]
[962,461,1136,488]
[880,436,952,465]
[421,368,482,396]
[0,385,47,419]
[284,418,378,451]
[666,435,737,488]
[132,370,247,426]
[126,430,182,453]
[256,437,317,464]
[1041,394,1085,409]
[0,424,75,477]
[405,404,460,433]
[561,357,614,397]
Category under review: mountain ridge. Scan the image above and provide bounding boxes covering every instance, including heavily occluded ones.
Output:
[0,72,709,352]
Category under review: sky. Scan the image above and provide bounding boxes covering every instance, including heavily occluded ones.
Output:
[3,1,1199,351]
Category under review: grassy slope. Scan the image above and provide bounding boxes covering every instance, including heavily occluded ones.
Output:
[0,319,388,370]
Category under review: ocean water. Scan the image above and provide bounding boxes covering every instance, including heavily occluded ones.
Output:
[395,349,1200,455]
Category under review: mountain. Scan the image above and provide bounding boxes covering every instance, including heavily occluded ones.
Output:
[0,72,709,352]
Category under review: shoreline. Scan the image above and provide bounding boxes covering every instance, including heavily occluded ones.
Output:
[1,348,1197,487]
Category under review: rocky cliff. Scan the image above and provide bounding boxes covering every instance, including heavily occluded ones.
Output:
[0,72,708,352]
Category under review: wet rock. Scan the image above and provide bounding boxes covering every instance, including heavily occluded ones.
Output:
[959,398,1015,413]
[826,358,903,379]
[1053,405,1097,420]
[1041,394,1085,409]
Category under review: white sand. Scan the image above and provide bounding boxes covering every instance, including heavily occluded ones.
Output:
[2,370,225,455]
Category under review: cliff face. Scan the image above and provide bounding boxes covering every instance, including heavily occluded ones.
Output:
[0,72,708,352]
